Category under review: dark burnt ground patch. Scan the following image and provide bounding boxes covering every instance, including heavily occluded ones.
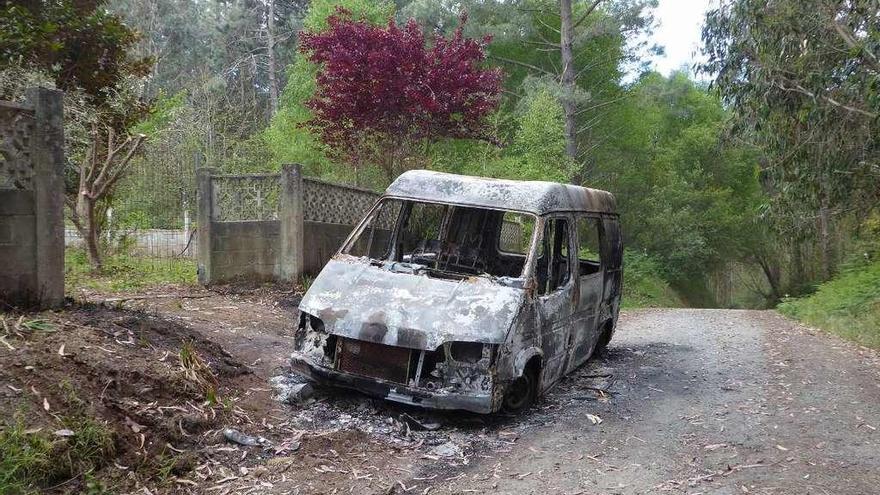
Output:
[0,304,270,493]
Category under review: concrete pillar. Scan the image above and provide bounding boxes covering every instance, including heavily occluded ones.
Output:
[28,88,64,307]
[277,163,304,282]
[196,166,216,285]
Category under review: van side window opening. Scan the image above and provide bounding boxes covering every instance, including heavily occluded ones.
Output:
[538,218,571,295]
[576,216,603,276]
[344,198,538,280]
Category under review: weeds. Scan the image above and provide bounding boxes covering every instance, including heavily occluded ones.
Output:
[299,274,314,293]
[0,405,113,494]
[179,340,218,403]
[0,415,52,494]
[65,247,196,293]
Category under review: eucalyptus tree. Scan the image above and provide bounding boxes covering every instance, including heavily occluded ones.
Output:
[702,0,880,279]
[403,0,657,176]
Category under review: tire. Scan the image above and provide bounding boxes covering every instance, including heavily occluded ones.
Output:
[502,365,538,414]
[593,323,614,357]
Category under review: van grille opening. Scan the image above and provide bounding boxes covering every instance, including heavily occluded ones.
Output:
[336,338,411,384]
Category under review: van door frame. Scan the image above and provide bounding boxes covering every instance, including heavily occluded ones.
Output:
[534,214,578,389]
[566,213,606,373]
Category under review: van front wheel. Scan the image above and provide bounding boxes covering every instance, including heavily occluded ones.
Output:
[502,366,537,413]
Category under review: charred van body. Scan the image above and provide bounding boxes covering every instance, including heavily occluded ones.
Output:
[291,170,622,413]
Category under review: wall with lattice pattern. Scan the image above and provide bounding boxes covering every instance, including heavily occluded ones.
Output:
[212,174,281,222]
[0,91,64,307]
[199,165,380,284]
[0,103,35,191]
[302,178,378,225]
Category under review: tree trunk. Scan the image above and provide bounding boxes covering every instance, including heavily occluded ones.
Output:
[266,0,279,117]
[559,0,579,162]
[76,192,103,271]
[818,199,831,280]
[756,253,782,304]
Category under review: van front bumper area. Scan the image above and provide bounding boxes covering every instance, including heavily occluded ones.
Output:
[290,353,496,414]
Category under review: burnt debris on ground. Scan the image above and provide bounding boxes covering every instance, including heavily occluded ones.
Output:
[1,288,618,494]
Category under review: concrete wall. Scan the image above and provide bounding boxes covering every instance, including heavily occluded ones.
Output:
[302,221,356,276]
[198,164,379,285]
[0,89,64,307]
[0,190,37,299]
[210,222,279,281]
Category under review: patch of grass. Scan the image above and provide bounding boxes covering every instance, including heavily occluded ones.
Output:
[778,259,880,349]
[0,415,53,494]
[0,406,114,494]
[621,249,683,309]
[65,247,196,293]
[299,274,314,293]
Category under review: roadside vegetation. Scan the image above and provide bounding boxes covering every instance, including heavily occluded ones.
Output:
[778,223,880,349]
[779,260,880,349]
[65,248,196,294]
[622,250,682,309]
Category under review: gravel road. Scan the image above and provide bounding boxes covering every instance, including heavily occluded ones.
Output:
[427,309,880,495]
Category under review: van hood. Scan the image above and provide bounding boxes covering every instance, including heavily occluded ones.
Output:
[298,257,524,350]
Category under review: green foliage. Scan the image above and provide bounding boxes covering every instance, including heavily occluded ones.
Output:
[302,0,394,31]
[592,72,764,301]
[621,250,683,309]
[702,0,879,220]
[0,416,52,494]
[266,0,395,179]
[702,0,879,292]
[65,248,197,293]
[487,88,573,182]
[0,0,151,106]
[0,385,114,494]
[132,91,186,137]
[778,259,880,349]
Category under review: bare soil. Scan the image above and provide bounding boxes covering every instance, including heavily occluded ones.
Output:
[2,289,879,494]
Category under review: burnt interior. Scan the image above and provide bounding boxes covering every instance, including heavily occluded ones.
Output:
[345,199,536,280]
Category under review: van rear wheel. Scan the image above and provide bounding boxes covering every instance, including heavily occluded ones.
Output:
[502,366,538,413]
[594,323,614,357]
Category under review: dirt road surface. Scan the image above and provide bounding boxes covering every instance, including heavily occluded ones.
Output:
[8,290,878,494]
[417,309,880,495]
[142,303,880,494]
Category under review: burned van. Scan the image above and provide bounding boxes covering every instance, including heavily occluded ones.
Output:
[291,170,622,413]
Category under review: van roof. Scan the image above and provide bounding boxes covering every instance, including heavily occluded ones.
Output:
[385,170,617,216]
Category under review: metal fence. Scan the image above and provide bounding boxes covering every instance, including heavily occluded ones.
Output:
[63,153,199,270]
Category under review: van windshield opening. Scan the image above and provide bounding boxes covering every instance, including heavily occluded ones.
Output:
[342,199,536,280]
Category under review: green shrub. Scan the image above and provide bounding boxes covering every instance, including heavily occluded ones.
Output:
[621,249,683,308]
[778,259,880,349]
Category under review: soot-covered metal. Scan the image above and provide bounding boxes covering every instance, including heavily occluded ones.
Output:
[291,170,623,414]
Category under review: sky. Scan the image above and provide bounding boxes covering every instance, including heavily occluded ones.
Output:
[648,0,716,76]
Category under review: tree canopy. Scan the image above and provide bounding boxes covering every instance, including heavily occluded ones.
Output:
[300,8,502,181]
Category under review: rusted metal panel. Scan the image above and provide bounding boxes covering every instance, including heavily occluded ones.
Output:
[337,338,411,384]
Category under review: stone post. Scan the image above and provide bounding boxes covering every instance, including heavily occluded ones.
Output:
[28,88,64,307]
[277,163,304,283]
[196,166,216,285]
